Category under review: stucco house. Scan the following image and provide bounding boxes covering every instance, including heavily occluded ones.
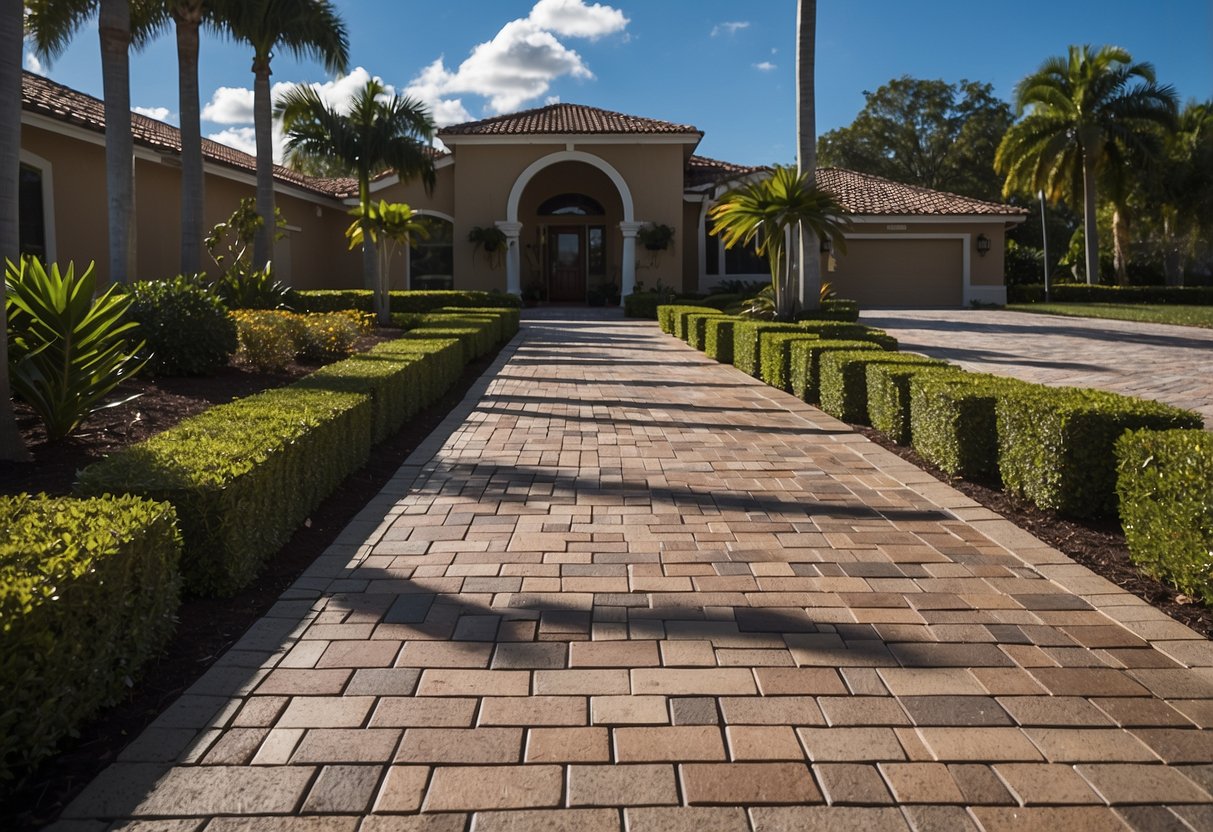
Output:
[18,71,1026,306]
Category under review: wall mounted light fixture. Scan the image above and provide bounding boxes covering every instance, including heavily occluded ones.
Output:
[976,234,991,257]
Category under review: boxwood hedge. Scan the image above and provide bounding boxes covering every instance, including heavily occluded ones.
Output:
[997,387,1204,519]
[657,304,711,334]
[910,372,1029,479]
[297,289,520,313]
[686,311,727,351]
[704,317,740,364]
[819,350,947,424]
[759,331,822,391]
[797,321,899,350]
[1116,429,1213,603]
[868,363,967,446]
[789,339,883,403]
[732,321,805,378]
[436,306,521,338]
[0,494,181,786]
[676,307,726,341]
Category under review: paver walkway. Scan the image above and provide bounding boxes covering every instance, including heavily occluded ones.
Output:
[55,311,1213,832]
[861,309,1213,427]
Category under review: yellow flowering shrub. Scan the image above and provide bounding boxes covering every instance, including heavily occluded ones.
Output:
[233,310,370,371]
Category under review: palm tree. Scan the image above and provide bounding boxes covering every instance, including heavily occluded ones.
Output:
[1,1,29,460]
[277,78,435,325]
[224,0,348,271]
[26,0,159,285]
[795,0,822,311]
[1157,102,1213,284]
[709,165,850,321]
[996,45,1177,285]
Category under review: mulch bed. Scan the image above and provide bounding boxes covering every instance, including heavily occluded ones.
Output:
[0,340,503,830]
[855,425,1213,640]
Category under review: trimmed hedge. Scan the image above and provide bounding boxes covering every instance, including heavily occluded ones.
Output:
[676,308,726,341]
[997,387,1204,519]
[798,320,899,350]
[437,306,521,339]
[819,350,947,424]
[868,363,967,446]
[657,304,710,334]
[799,298,860,322]
[760,331,821,391]
[376,337,464,405]
[297,289,520,313]
[398,314,495,363]
[1116,429,1213,603]
[625,292,664,320]
[789,339,883,404]
[686,311,727,351]
[295,351,427,444]
[704,317,740,364]
[732,321,805,378]
[0,494,181,785]
[910,372,1029,479]
[1008,284,1213,305]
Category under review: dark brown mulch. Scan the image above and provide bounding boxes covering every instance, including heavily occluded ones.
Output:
[855,425,1213,640]
[0,343,503,831]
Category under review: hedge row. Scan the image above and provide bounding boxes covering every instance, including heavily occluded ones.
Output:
[704,317,739,363]
[0,495,182,786]
[686,311,727,351]
[868,363,967,446]
[732,321,804,378]
[297,289,521,314]
[78,313,508,596]
[910,372,1030,479]
[790,339,884,404]
[1008,284,1213,305]
[819,350,948,425]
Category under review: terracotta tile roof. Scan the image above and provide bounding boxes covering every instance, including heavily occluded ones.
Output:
[685,155,767,189]
[439,102,701,137]
[816,167,1027,216]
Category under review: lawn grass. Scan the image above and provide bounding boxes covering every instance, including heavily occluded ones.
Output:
[1007,303,1213,330]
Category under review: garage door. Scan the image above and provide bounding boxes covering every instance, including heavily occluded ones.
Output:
[827,238,963,308]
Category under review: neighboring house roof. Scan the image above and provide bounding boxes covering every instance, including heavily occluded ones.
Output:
[685,155,767,190]
[439,102,702,137]
[816,167,1028,216]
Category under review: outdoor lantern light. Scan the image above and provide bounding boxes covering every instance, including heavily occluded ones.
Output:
[976,234,991,257]
[820,237,832,253]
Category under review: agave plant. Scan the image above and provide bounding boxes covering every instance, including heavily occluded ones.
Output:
[5,258,146,440]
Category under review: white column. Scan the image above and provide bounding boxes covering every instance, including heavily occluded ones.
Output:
[496,220,524,296]
[619,221,643,306]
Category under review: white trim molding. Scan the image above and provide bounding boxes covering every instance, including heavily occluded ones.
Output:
[19,148,57,263]
[506,149,635,224]
[440,133,702,147]
[843,232,1005,306]
[847,214,1028,226]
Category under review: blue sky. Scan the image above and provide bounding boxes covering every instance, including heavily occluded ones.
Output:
[24,0,1213,167]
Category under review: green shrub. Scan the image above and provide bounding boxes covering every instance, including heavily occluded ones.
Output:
[759,331,821,391]
[789,339,883,403]
[297,289,520,314]
[375,336,464,407]
[77,386,373,595]
[1009,284,1213,305]
[296,350,426,443]
[676,307,725,341]
[126,276,237,376]
[732,321,804,378]
[797,320,898,350]
[624,292,663,319]
[819,350,947,424]
[868,363,968,446]
[998,387,1203,519]
[657,304,710,334]
[436,306,521,339]
[403,314,495,363]
[686,311,726,351]
[232,310,296,372]
[0,494,181,786]
[294,311,368,362]
[700,293,743,310]
[703,317,740,364]
[799,298,860,322]
[213,263,297,311]
[1116,429,1213,603]
[5,258,146,440]
[910,372,1026,478]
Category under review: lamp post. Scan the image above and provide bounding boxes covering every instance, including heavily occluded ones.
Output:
[1038,190,1050,302]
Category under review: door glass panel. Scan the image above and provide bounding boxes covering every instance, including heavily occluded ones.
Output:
[588,226,605,276]
[555,233,579,267]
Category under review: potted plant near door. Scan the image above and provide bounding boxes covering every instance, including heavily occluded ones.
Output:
[469,226,508,269]
[637,223,674,252]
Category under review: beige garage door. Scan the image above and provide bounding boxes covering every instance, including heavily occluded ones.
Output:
[828,238,963,308]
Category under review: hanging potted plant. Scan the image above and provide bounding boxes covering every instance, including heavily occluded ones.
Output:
[469,225,509,269]
[637,222,674,252]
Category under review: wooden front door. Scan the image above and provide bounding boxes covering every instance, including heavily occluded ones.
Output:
[548,226,585,302]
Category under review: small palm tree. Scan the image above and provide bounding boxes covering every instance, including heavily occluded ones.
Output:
[2,0,29,459]
[996,45,1177,284]
[224,0,348,270]
[709,165,850,321]
[277,78,435,325]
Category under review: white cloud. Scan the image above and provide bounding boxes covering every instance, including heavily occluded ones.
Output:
[23,52,44,75]
[207,126,258,157]
[201,85,254,125]
[529,0,628,40]
[711,21,750,37]
[545,95,561,105]
[133,105,172,122]
[753,61,777,72]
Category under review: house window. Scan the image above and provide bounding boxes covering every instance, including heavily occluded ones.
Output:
[19,164,47,260]
[705,232,720,275]
[587,225,606,277]
[411,216,454,290]
[725,242,766,275]
[539,193,605,216]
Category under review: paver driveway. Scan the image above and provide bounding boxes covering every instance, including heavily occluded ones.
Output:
[56,311,1213,832]
[861,309,1213,427]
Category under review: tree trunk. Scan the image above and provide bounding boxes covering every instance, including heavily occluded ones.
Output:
[1112,205,1130,286]
[0,2,29,460]
[796,0,822,312]
[1081,152,1100,285]
[175,7,204,276]
[252,59,275,270]
[99,0,135,284]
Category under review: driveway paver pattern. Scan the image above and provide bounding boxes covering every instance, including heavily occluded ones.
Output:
[861,308,1213,427]
[55,312,1213,831]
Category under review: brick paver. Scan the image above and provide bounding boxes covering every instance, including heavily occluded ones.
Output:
[56,310,1213,830]
[861,309,1213,426]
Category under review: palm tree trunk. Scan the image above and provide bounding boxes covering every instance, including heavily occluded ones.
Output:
[175,6,204,276]
[796,0,822,312]
[0,2,30,461]
[252,58,275,270]
[99,0,135,284]
[1081,152,1100,285]
[1112,206,1130,286]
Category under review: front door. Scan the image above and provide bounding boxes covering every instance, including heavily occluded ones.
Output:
[548,226,585,302]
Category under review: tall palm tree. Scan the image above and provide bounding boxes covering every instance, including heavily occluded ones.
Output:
[277,78,435,325]
[224,0,348,271]
[709,165,850,321]
[996,45,1177,285]
[1,1,29,460]
[795,0,822,311]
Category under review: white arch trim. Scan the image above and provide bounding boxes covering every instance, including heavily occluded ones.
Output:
[19,149,57,263]
[413,209,455,224]
[506,150,635,224]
